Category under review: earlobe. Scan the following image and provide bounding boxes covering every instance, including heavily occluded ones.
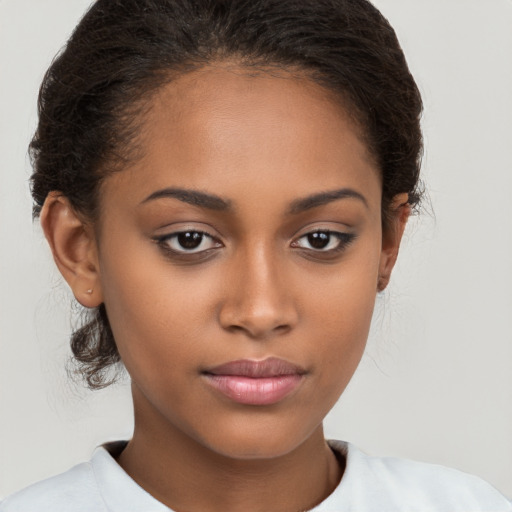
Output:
[377,193,410,292]
[40,192,103,307]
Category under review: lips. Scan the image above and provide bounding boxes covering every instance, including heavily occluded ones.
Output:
[202,357,306,405]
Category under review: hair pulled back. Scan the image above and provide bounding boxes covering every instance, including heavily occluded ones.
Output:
[30,0,423,388]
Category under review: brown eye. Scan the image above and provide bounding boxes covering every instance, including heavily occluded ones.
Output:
[177,231,204,250]
[159,231,222,254]
[292,230,356,253]
[307,232,330,249]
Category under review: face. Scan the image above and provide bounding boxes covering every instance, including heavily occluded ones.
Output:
[92,66,396,459]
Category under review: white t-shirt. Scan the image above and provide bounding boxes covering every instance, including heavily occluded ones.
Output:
[1,440,511,511]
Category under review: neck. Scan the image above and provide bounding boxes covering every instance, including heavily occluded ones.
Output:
[117,386,344,512]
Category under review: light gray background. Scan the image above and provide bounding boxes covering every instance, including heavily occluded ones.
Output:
[1,0,511,499]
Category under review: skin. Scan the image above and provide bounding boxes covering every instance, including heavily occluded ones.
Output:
[41,65,409,512]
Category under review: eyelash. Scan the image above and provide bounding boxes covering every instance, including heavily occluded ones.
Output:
[155,230,222,259]
[291,230,356,255]
[154,229,356,261]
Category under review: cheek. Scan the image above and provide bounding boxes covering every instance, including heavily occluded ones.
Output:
[97,233,218,376]
[303,245,381,388]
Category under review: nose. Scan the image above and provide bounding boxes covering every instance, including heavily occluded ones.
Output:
[218,245,299,339]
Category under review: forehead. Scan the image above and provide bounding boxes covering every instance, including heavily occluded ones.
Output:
[101,64,381,214]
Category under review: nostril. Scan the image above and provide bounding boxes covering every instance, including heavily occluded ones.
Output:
[222,320,293,339]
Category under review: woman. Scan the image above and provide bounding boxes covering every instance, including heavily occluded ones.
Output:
[1,0,510,510]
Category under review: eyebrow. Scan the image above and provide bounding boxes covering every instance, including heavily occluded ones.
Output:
[140,186,367,214]
[288,188,368,214]
[141,187,232,211]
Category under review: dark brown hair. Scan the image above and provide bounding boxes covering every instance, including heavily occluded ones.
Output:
[30,0,423,388]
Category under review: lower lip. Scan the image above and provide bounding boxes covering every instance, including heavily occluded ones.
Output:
[203,374,304,405]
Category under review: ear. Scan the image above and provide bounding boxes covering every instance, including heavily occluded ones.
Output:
[377,193,410,292]
[40,192,103,308]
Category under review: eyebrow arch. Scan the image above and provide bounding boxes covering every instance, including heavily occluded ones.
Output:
[288,188,369,214]
[140,187,232,211]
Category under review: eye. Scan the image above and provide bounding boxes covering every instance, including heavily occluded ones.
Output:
[291,230,355,253]
[157,230,222,254]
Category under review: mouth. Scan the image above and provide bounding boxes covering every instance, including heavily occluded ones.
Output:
[202,357,306,406]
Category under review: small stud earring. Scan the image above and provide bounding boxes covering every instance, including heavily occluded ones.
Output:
[86,289,93,295]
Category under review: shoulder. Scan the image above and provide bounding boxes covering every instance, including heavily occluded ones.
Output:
[0,441,168,512]
[0,460,106,512]
[325,440,512,512]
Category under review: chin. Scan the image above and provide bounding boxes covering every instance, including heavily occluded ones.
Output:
[194,415,322,461]
[207,438,301,461]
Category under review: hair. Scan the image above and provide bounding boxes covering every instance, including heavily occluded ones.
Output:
[30,0,423,389]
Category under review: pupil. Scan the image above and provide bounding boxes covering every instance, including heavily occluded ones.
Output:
[308,232,330,249]
[178,232,203,249]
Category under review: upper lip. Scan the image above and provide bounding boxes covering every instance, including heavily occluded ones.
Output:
[203,357,307,378]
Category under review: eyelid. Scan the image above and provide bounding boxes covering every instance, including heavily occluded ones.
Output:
[290,227,357,255]
[153,228,224,259]
[167,230,219,247]
[152,220,224,237]
[151,223,355,262]
[292,229,352,246]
